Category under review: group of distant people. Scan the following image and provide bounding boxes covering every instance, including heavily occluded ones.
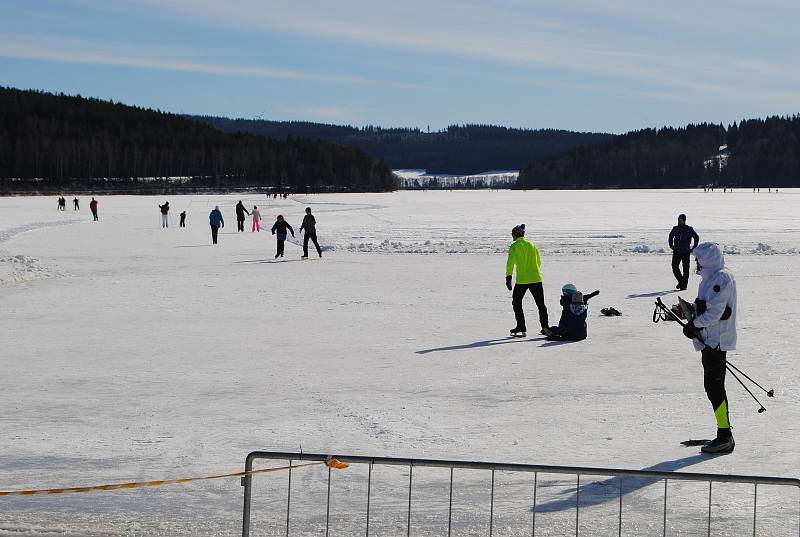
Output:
[56,196,98,220]
[154,198,322,257]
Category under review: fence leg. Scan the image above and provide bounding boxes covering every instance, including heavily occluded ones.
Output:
[663,479,668,537]
[242,455,254,537]
[532,473,538,537]
[707,481,712,537]
[618,476,623,537]
[407,464,413,537]
[448,468,453,537]
[326,466,331,537]
[366,463,372,537]
[576,474,580,537]
[752,483,757,537]
[490,470,495,537]
[286,460,292,537]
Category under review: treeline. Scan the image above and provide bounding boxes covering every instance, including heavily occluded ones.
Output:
[0,87,396,194]
[191,116,613,175]
[518,116,800,189]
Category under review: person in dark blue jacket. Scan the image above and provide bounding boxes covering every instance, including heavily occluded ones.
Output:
[546,284,600,341]
[271,214,294,258]
[209,206,224,244]
[668,214,700,290]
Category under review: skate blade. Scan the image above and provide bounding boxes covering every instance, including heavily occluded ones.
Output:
[681,439,712,446]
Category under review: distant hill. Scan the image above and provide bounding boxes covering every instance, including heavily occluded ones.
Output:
[0,87,396,194]
[518,116,800,189]
[189,116,613,175]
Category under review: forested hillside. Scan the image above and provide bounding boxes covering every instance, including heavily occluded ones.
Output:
[0,87,396,194]
[192,116,613,175]
[518,116,800,189]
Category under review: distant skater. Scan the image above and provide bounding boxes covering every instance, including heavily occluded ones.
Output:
[73,197,80,211]
[57,197,66,211]
[158,201,170,228]
[235,200,249,232]
[251,206,261,232]
[209,206,224,244]
[505,224,549,337]
[668,213,699,290]
[179,211,186,228]
[89,197,98,221]
[271,215,294,258]
[300,207,322,258]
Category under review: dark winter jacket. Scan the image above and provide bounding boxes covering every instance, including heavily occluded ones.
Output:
[669,224,699,254]
[209,209,224,228]
[554,290,599,341]
[300,214,316,233]
[271,220,294,240]
[235,202,248,219]
[159,203,170,215]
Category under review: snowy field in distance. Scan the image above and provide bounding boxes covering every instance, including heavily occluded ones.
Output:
[1,190,799,536]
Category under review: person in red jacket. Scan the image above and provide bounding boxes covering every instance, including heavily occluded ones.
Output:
[89,198,99,221]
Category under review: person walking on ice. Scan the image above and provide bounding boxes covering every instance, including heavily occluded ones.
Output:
[158,201,170,228]
[680,242,738,454]
[209,206,224,244]
[235,200,249,232]
[89,197,99,221]
[73,197,80,211]
[505,224,549,337]
[271,214,294,258]
[300,207,322,258]
[179,211,186,228]
[251,206,262,232]
[669,213,699,290]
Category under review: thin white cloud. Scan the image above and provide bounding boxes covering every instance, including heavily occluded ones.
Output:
[77,0,800,107]
[0,33,400,87]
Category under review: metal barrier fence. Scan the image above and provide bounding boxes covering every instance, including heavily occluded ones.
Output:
[242,451,800,537]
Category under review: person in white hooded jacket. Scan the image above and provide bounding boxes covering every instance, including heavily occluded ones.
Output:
[682,242,737,453]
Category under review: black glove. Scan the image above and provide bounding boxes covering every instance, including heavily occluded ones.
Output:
[505,275,512,291]
[682,321,698,339]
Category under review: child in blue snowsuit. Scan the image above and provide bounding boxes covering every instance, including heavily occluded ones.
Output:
[546,284,600,341]
[271,214,294,258]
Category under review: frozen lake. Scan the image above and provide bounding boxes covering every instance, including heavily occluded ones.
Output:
[1,190,799,536]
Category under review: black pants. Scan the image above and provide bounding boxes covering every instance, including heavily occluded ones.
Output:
[237,218,245,232]
[303,232,321,257]
[211,225,219,244]
[179,217,185,227]
[672,252,690,287]
[701,346,731,435]
[512,282,549,331]
[276,239,285,257]
[91,210,98,221]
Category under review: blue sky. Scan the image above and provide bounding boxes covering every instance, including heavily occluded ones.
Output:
[1,0,798,133]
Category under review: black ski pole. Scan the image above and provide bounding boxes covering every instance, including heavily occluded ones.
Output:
[726,360,774,397]
[653,298,772,411]
[726,364,767,413]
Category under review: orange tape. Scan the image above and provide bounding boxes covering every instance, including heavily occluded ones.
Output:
[0,458,349,496]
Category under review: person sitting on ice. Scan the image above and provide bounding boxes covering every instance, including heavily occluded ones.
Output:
[546,284,599,342]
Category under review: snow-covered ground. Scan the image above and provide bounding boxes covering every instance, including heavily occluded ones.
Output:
[1,190,798,536]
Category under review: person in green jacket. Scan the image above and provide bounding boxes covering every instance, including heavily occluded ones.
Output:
[505,224,550,337]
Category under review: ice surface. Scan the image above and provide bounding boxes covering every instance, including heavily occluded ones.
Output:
[1,190,798,536]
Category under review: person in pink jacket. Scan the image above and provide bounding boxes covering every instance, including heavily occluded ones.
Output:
[251,206,262,232]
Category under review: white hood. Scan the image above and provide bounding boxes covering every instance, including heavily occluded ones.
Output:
[693,242,724,276]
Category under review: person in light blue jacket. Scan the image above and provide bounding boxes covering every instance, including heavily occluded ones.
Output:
[209,206,224,244]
